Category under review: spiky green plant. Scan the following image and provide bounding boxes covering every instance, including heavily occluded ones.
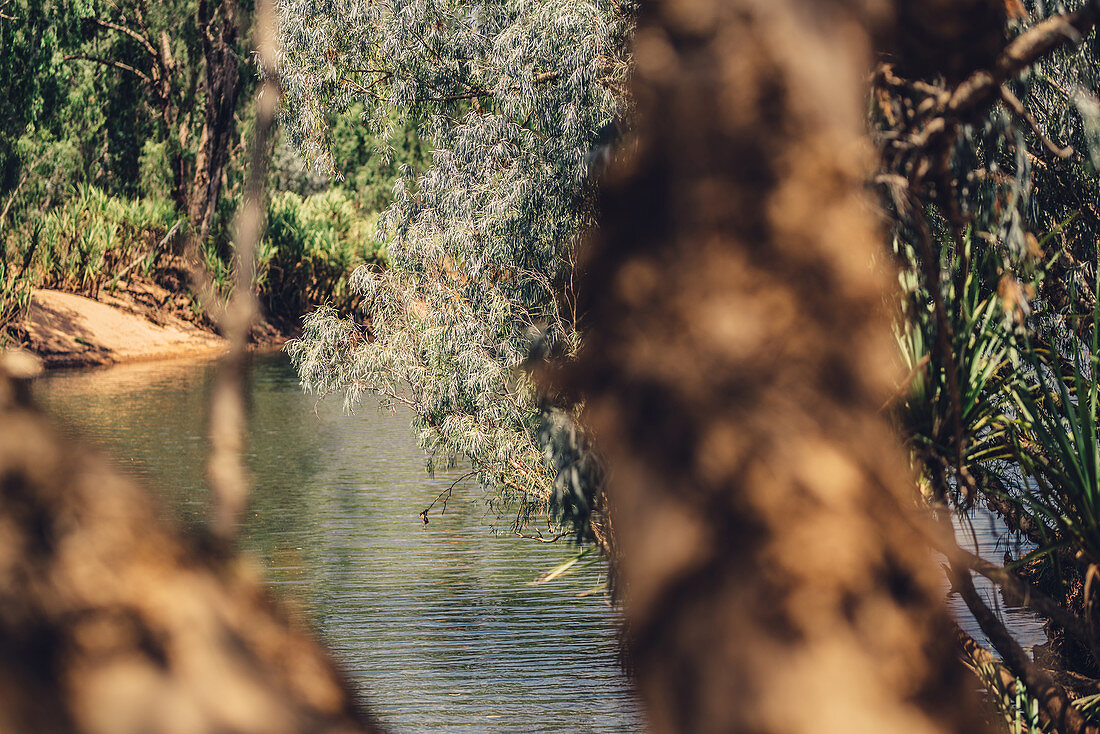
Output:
[1007,302,1100,563]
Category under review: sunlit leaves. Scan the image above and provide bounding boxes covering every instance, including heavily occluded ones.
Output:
[280,0,634,531]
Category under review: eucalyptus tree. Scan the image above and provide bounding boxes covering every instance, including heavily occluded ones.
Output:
[279,0,633,535]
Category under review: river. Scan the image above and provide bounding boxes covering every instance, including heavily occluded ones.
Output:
[34,351,644,734]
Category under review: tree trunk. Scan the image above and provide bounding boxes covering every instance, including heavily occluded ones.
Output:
[188,0,241,245]
[567,1,991,732]
[0,355,383,734]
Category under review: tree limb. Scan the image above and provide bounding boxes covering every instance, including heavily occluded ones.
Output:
[949,555,1098,733]
[90,16,160,62]
[62,53,153,86]
[1000,85,1074,159]
[948,2,1100,118]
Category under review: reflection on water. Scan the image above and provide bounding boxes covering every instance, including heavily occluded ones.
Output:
[35,353,643,734]
[949,509,1047,654]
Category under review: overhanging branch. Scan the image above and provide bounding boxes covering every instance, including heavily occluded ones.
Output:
[63,53,153,86]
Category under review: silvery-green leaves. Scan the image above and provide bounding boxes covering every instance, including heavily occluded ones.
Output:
[280,0,634,531]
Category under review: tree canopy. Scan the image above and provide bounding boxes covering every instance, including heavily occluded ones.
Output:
[281,0,633,535]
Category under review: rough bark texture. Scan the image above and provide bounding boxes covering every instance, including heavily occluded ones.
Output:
[188,0,241,245]
[0,356,382,734]
[568,1,990,732]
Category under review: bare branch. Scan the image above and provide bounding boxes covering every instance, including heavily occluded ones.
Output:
[1000,85,1074,159]
[90,17,159,61]
[948,554,1095,732]
[948,2,1100,118]
[62,53,153,86]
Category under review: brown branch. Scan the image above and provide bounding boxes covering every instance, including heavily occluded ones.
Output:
[949,556,1098,733]
[513,529,567,543]
[62,53,153,86]
[1001,85,1074,159]
[0,150,46,230]
[880,352,930,411]
[90,17,159,61]
[950,541,1092,650]
[948,3,1100,118]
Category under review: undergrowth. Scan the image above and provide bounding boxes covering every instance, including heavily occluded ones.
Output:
[1,185,383,344]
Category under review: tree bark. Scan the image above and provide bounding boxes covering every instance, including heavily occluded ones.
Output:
[188,0,241,245]
[567,1,991,732]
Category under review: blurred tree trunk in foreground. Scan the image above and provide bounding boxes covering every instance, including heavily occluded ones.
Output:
[568,1,991,732]
[0,361,381,734]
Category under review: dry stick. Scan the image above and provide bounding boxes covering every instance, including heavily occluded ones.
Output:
[112,219,182,283]
[1000,85,1074,159]
[890,3,1100,176]
[879,474,1100,715]
[0,151,46,231]
[947,539,1092,649]
[950,555,1098,734]
[206,0,278,542]
[62,53,154,85]
[419,469,478,522]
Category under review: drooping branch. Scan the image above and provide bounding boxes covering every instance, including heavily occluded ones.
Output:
[89,17,160,63]
[1000,85,1074,159]
[62,53,153,86]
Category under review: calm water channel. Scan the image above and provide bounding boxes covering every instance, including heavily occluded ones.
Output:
[34,352,644,734]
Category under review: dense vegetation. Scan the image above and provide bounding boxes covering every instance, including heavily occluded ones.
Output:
[0,0,424,344]
[279,0,633,538]
[274,0,1100,730]
[876,1,1100,729]
[14,0,1100,729]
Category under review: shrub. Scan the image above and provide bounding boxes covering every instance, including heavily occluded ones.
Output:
[256,189,384,318]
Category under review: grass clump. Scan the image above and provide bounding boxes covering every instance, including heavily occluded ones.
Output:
[257,189,383,319]
[1,185,182,342]
[0,184,385,345]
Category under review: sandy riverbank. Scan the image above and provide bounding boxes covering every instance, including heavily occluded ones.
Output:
[18,289,287,369]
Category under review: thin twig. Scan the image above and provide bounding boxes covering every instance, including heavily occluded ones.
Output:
[419,470,478,523]
[111,219,182,283]
[90,16,160,61]
[63,53,153,85]
[1001,85,1074,159]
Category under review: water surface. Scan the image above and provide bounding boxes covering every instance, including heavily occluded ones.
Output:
[36,352,642,734]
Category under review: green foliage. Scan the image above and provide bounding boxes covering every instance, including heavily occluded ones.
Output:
[329,103,429,212]
[0,184,384,343]
[895,231,1027,493]
[6,185,181,295]
[886,0,1100,541]
[0,0,69,193]
[1009,315,1100,563]
[280,0,634,533]
[258,190,384,317]
[881,2,1100,704]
